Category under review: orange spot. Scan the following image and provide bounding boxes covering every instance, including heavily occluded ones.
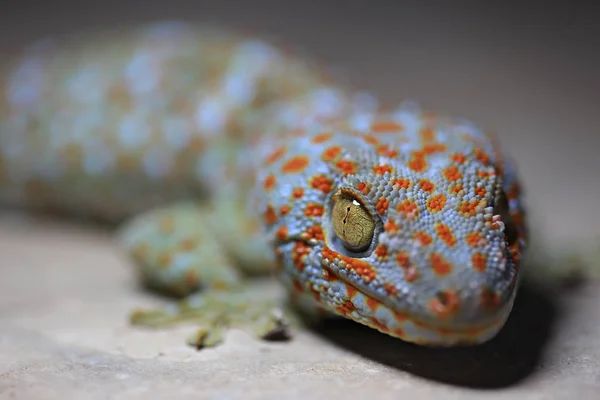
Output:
[282,155,310,174]
[392,178,412,190]
[157,252,172,269]
[466,232,486,247]
[302,225,325,241]
[436,223,457,246]
[312,132,333,144]
[335,159,358,175]
[61,143,82,167]
[264,205,278,225]
[373,164,392,175]
[377,145,398,158]
[310,286,322,302]
[397,199,419,219]
[475,186,487,198]
[404,265,418,282]
[275,226,288,241]
[159,217,175,234]
[444,165,462,182]
[450,183,464,194]
[346,285,357,299]
[418,179,435,193]
[292,241,311,271]
[507,183,521,201]
[338,300,356,315]
[407,155,427,172]
[396,252,410,267]
[481,287,501,310]
[384,283,399,296]
[362,135,379,145]
[430,253,453,276]
[393,311,407,322]
[478,170,495,179]
[305,203,325,217]
[391,328,406,338]
[426,193,447,213]
[371,319,389,333]
[366,297,381,313]
[384,220,400,233]
[342,257,376,282]
[180,239,197,251]
[472,253,487,272]
[420,126,435,142]
[371,120,404,133]
[376,196,389,215]
[450,153,467,164]
[357,181,371,195]
[311,175,333,194]
[423,143,447,154]
[459,199,484,216]
[429,290,460,318]
[184,270,198,286]
[322,268,335,282]
[117,154,138,172]
[396,251,418,281]
[280,204,291,215]
[322,146,342,162]
[415,231,433,246]
[263,174,276,191]
[321,246,337,263]
[265,146,286,165]
[475,148,490,164]
[132,243,149,260]
[374,244,388,259]
[293,278,304,293]
[292,187,304,199]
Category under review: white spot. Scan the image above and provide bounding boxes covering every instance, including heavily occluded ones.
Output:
[28,150,64,180]
[67,66,106,104]
[125,52,160,96]
[349,113,373,131]
[235,40,279,74]
[72,111,103,140]
[162,117,191,149]
[143,20,191,39]
[117,114,151,149]
[7,58,45,107]
[309,87,345,118]
[352,91,379,113]
[142,148,174,179]
[195,97,227,135]
[222,72,256,106]
[83,144,115,175]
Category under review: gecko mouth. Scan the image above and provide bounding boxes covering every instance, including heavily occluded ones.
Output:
[320,256,517,343]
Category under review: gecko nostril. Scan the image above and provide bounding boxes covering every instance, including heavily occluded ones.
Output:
[497,191,518,246]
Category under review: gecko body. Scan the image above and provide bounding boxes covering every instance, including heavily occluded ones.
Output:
[0,21,527,347]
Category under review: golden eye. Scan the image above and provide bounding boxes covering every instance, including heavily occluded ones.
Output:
[331,191,376,252]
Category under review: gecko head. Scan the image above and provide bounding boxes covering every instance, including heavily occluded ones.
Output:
[257,111,527,346]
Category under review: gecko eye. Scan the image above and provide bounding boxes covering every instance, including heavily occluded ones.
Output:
[331,191,376,253]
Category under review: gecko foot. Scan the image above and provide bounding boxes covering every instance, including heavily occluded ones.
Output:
[129,283,298,349]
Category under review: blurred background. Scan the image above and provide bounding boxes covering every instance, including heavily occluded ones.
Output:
[1,0,599,248]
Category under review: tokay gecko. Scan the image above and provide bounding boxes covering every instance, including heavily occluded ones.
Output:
[0,21,527,349]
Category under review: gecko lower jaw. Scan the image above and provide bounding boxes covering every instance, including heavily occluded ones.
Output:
[324,262,519,347]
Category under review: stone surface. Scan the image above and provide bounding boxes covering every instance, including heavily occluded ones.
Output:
[0,216,599,399]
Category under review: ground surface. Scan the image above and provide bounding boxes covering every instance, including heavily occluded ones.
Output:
[1,2,599,399]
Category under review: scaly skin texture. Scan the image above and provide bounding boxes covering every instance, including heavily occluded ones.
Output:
[0,21,527,348]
